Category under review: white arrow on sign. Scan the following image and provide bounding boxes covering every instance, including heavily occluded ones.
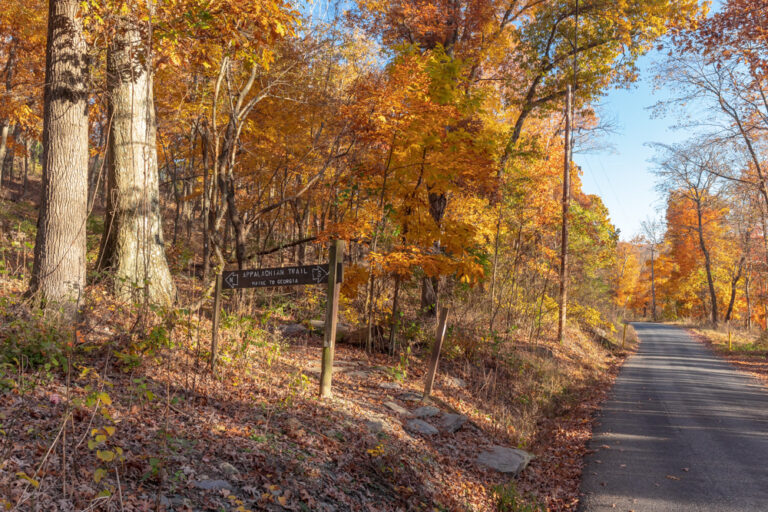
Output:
[225,273,239,288]
[312,266,328,283]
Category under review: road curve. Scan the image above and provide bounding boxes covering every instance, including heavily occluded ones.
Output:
[579,323,768,511]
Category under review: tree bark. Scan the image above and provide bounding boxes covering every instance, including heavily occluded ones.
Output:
[20,135,30,200]
[745,269,751,330]
[2,125,19,184]
[724,256,745,323]
[29,0,89,315]
[695,199,718,325]
[421,191,446,316]
[98,17,175,305]
[0,121,9,189]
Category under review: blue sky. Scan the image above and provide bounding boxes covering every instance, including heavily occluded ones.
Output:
[576,52,677,241]
[578,0,720,241]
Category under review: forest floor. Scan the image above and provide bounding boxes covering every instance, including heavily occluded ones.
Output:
[0,194,636,511]
[690,326,768,387]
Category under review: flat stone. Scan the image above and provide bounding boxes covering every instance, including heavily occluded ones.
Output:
[279,324,308,337]
[347,371,371,379]
[440,413,468,433]
[444,376,467,389]
[308,320,352,340]
[405,419,439,436]
[476,445,533,475]
[191,479,234,491]
[364,420,385,433]
[397,392,423,402]
[305,363,349,375]
[384,401,412,416]
[413,406,440,418]
[219,462,239,476]
[380,382,401,390]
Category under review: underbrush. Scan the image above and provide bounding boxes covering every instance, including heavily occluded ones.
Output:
[0,195,629,511]
[693,325,766,355]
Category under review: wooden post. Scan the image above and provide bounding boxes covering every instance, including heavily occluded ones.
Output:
[423,307,449,400]
[319,240,344,398]
[622,322,628,349]
[210,273,223,374]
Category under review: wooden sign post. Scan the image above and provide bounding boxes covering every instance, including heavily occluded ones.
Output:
[211,273,224,374]
[423,307,449,400]
[621,322,628,349]
[319,240,344,398]
[210,241,344,399]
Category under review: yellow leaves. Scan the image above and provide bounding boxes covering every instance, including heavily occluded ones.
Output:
[15,472,39,488]
[93,468,108,483]
[367,443,385,457]
[97,450,115,462]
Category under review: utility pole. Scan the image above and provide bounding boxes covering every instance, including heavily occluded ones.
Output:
[650,245,657,321]
[557,84,573,344]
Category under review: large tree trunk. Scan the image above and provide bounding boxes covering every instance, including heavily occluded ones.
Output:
[98,17,175,305]
[696,201,718,326]
[29,0,89,315]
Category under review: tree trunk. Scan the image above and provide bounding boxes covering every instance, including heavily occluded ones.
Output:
[557,85,573,343]
[2,125,19,184]
[695,200,718,326]
[98,17,175,305]
[29,0,89,315]
[745,269,751,330]
[0,121,9,189]
[725,256,745,323]
[421,191,446,316]
[389,276,401,356]
[20,135,30,200]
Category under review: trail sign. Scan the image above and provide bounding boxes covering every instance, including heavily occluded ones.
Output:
[221,263,343,290]
[210,241,345,397]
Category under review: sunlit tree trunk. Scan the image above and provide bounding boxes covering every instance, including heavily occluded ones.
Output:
[29,0,89,316]
[0,122,9,189]
[695,199,718,326]
[98,17,175,305]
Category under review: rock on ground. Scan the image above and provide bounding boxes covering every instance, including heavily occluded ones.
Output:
[218,462,239,476]
[191,479,234,491]
[476,445,533,475]
[412,406,440,418]
[439,413,467,433]
[384,401,412,416]
[406,419,439,436]
[279,324,308,337]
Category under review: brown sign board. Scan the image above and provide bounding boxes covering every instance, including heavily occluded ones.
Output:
[222,263,343,290]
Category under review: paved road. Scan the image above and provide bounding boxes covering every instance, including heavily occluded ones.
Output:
[579,323,768,511]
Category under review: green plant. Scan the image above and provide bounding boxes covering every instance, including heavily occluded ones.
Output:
[493,482,545,512]
[0,313,68,370]
[386,345,411,382]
